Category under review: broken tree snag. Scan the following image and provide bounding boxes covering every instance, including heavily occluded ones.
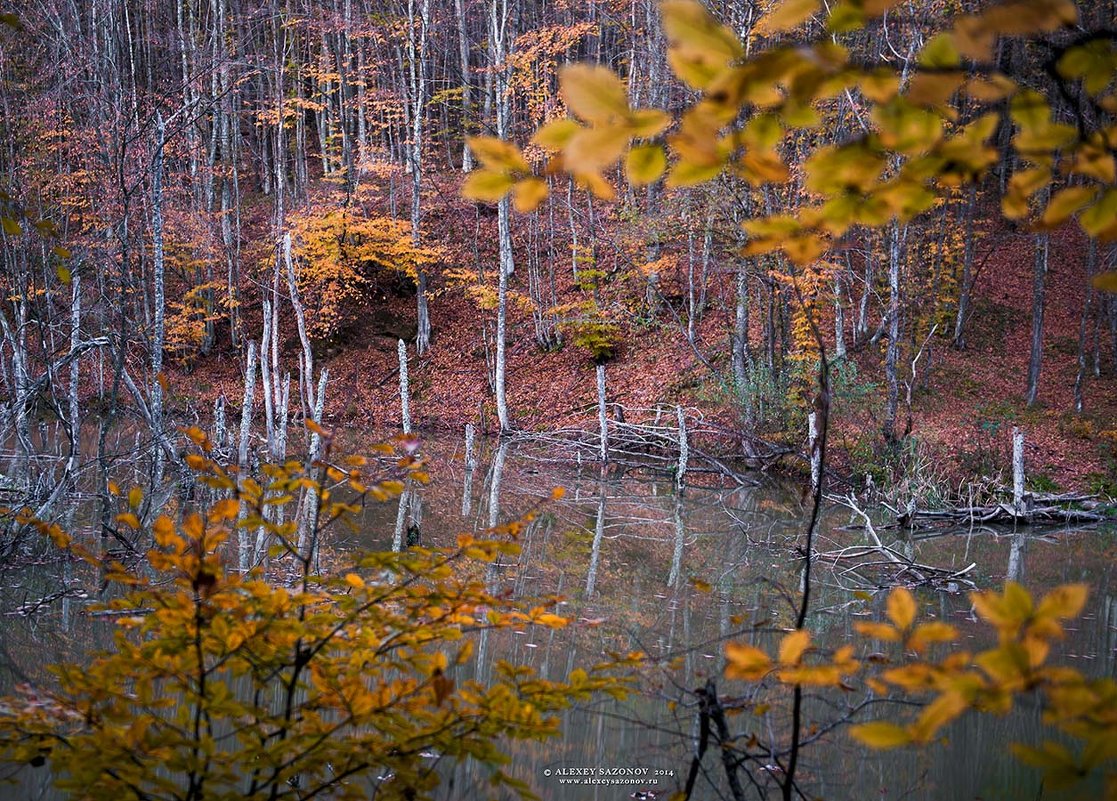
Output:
[1013,427,1027,519]
[676,405,688,491]
[464,423,476,469]
[398,339,411,435]
[596,363,608,463]
[808,411,820,494]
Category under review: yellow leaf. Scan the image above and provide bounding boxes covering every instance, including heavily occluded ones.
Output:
[854,621,902,641]
[625,144,666,185]
[981,0,1077,37]
[534,613,568,628]
[209,498,239,522]
[661,0,742,63]
[661,0,743,88]
[559,64,630,125]
[754,0,821,36]
[918,34,960,68]
[305,419,331,438]
[566,125,630,172]
[56,265,72,285]
[116,512,140,530]
[1093,271,1117,293]
[850,721,911,749]
[667,159,724,187]
[882,663,938,691]
[1036,583,1089,620]
[573,170,617,201]
[462,170,515,203]
[779,630,811,665]
[345,573,365,590]
[532,118,582,150]
[976,643,1028,688]
[128,486,143,510]
[889,585,915,630]
[738,149,789,184]
[906,71,965,107]
[1004,581,1034,619]
[911,691,968,742]
[629,109,671,139]
[963,74,1017,102]
[725,641,772,680]
[467,136,529,172]
[908,621,958,653]
[742,114,783,150]
[782,233,828,264]
[1,216,21,236]
[860,68,900,102]
[152,516,178,548]
[1040,186,1096,228]
[512,178,548,213]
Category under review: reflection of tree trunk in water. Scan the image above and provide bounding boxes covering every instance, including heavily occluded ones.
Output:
[1005,531,1026,583]
[585,476,607,597]
[1104,595,1116,678]
[461,463,474,519]
[461,423,476,517]
[392,483,411,552]
[475,440,509,688]
[668,494,685,588]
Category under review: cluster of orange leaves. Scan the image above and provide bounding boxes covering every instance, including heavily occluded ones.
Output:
[724,582,1117,796]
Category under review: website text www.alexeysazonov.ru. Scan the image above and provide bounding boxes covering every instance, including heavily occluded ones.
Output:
[542,766,676,786]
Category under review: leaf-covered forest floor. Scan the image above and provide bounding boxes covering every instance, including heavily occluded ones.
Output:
[164,173,1117,497]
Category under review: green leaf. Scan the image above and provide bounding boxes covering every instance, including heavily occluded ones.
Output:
[1,216,21,236]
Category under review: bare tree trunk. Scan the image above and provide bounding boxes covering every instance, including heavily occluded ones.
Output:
[1012,426,1026,516]
[67,275,82,474]
[237,341,258,571]
[409,0,432,355]
[151,114,167,488]
[283,233,317,422]
[398,338,411,434]
[455,0,473,171]
[489,0,514,433]
[1074,239,1097,413]
[732,267,750,407]
[883,222,903,443]
[953,183,977,349]
[1026,231,1049,407]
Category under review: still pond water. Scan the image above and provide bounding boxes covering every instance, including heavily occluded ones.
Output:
[3,433,1115,800]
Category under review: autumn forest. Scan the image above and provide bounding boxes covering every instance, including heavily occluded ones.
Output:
[2,0,1117,799]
